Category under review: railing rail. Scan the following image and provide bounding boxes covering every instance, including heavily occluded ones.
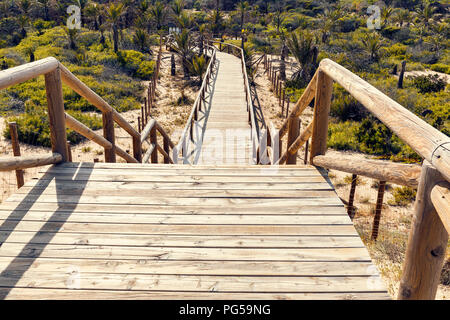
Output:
[270,57,449,300]
[141,119,176,164]
[173,44,217,164]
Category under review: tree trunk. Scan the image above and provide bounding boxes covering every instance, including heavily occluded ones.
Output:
[113,26,119,52]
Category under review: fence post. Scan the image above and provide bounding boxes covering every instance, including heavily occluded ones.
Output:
[398,162,448,300]
[133,135,142,163]
[66,141,73,163]
[371,181,386,240]
[286,117,301,165]
[44,67,69,161]
[164,137,170,164]
[102,111,116,163]
[347,174,358,219]
[150,127,158,164]
[8,122,24,188]
[310,71,333,163]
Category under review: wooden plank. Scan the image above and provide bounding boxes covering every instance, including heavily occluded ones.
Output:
[0,232,363,248]
[23,178,334,191]
[0,202,346,215]
[15,186,337,199]
[0,288,391,300]
[0,273,387,293]
[0,257,373,276]
[0,210,351,226]
[0,220,357,236]
[0,243,372,261]
[5,194,345,206]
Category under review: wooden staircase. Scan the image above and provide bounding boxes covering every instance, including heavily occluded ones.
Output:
[0,162,389,299]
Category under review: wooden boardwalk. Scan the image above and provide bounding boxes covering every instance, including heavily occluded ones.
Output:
[0,162,389,299]
[198,52,252,165]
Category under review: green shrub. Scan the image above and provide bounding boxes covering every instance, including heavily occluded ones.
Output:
[389,187,417,206]
[116,50,155,80]
[327,121,360,151]
[430,64,450,75]
[356,119,401,156]
[4,110,102,147]
[409,74,446,93]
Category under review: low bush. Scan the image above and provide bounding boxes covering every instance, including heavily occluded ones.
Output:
[388,186,417,206]
[409,74,446,93]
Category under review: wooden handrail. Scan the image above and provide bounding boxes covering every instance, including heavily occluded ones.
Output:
[59,63,140,140]
[319,59,450,182]
[175,45,217,163]
[0,57,58,90]
[65,113,113,150]
[313,154,422,188]
[0,153,62,171]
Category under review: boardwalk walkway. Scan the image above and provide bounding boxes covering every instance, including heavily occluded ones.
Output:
[197,52,252,165]
[0,162,389,299]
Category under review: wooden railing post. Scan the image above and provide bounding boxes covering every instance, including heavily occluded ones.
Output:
[347,174,358,219]
[66,141,73,162]
[398,161,449,300]
[286,117,301,165]
[150,126,158,164]
[310,71,333,163]
[163,137,170,164]
[102,111,116,163]
[133,135,142,163]
[8,122,24,188]
[44,67,69,161]
[371,181,386,240]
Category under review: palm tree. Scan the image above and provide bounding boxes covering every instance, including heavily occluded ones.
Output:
[85,3,101,30]
[317,6,344,44]
[236,1,249,48]
[105,3,125,52]
[150,1,166,31]
[286,30,318,86]
[77,0,89,27]
[171,0,184,18]
[18,0,31,15]
[171,28,194,79]
[133,29,150,53]
[37,0,51,21]
[176,11,192,29]
[189,55,207,81]
[361,33,384,62]
[208,9,223,37]
[17,14,29,38]
[393,9,411,27]
[415,1,437,28]
[65,28,79,50]
[381,6,395,28]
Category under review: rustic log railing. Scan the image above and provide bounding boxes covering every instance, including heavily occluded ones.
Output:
[268,58,449,300]
[211,41,261,164]
[141,119,176,164]
[0,57,143,169]
[173,45,217,164]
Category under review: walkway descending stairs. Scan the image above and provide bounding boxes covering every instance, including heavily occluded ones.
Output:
[0,51,389,300]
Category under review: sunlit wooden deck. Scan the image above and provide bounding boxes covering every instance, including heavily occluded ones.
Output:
[0,162,389,300]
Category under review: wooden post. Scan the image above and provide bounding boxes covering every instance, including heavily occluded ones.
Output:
[141,106,145,126]
[138,116,141,133]
[286,98,290,119]
[132,135,142,163]
[44,68,69,161]
[347,174,358,219]
[8,122,24,188]
[102,111,116,163]
[281,88,286,113]
[286,117,301,165]
[66,141,73,163]
[150,127,158,164]
[304,139,309,165]
[371,181,386,240]
[310,71,333,163]
[164,137,170,164]
[398,162,449,300]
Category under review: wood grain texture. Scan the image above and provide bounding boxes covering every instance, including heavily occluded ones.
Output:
[0,160,388,300]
